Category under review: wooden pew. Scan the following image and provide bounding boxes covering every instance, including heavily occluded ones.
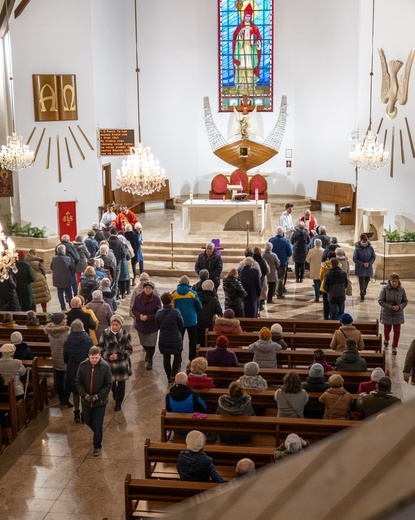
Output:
[198,347,386,370]
[0,325,48,342]
[237,318,379,335]
[310,180,356,225]
[24,342,52,358]
[23,357,50,413]
[0,311,48,325]
[144,438,274,480]
[125,474,218,519]
[205,331,383,352]
[0,380,26,443]
[204,367,371,393]
[160,410,359,447]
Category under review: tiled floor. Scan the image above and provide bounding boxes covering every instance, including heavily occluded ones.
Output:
[0,205,413,519]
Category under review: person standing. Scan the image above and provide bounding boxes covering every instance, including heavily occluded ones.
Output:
[279,203,295,239]
[99,203,117,236]
[156,292,184,383]
[112,204,137,232]
[132,281,162,370]
[124,223,139,285]
[353,233,376,301]
[26,249,51,312]
[306,238,324,302]
[323,257,348,320]
[378,273,408,355]
[133,222,144,274]
[196,279,222,346]
[87,289,113,343]
[403,339,415,385]
[50,244,75,311]
[222,269,247,317]
[55,235,80,296]
[263,242,280,304]
[14,251,35,311]
[76,346,112,456]
[99,315,133,411]
[319,251,337,320]
[195,242,223,290]
[72,235,91,285]
[238,257,261,318]
[291,222,310,283]
[268,227,292,298]
[300,209,318,237]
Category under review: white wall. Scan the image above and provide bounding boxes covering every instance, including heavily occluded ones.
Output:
[7,0,415,233]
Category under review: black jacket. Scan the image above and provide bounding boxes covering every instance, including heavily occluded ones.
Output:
[195,252,223,289]
[64,331,93,392]
[323,266,347,300]
[108,235,125,263]
[76,357,112,407]
[198,290,223,326]
[156,305,184,355]
[223,276,247,311]
[66,307,97,334]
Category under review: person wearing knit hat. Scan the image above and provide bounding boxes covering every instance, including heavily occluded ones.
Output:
[0,343,27,397]
[196,278,222,346]
[270,323,288,350]
[236,361,268,391]
[330,313,365,352]
[205,335,239,373]
[192,269,217,298]
[213,308,243,335]
[302,363,330,394]
[99,310,133,411]
[248,328,282,368]
[1,312,15,325]
[10,331,34,361]
[274,433,309,461]
[177,430,224,483]
[357,367,386,394]
[335,247,350,276]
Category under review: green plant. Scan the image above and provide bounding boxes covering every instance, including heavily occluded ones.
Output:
[8,220,47,238]
[401,230,415,242]
[383,227,401,242]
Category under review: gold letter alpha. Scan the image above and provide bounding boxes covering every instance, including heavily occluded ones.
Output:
[39,83,58,113]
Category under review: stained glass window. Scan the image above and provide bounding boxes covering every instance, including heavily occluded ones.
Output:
[219,0,274,111]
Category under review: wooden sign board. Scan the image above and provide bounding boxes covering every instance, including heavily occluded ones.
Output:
[99,129,135,156]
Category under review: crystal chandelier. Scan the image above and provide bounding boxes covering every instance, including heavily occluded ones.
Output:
[0,133,34,171]
[116,143,166,196]
[349,0,389,172]
[0,223,17,281]
[0,1,35,172]
[116,0,166,196]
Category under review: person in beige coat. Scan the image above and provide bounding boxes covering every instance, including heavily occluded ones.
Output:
[306,238,324,302]
[26,249,51,312]
[319,374,354,420]
[0,343,26,398]
[330,313,365,352]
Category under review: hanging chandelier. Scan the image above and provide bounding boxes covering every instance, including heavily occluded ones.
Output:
[0,223,17,281]
[0,0,35,172]
[116,0,166,196]
[349,0,389,172]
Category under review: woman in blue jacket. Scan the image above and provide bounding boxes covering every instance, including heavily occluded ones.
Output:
[353,233,376,301]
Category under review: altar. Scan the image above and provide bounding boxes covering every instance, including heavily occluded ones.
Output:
[182,199,265,233]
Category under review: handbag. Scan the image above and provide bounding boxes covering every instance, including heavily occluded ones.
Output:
[281,390,301,418]
[346,278,353,296]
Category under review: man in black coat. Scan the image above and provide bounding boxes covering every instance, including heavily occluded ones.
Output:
[195,242,223,290]
[323,257,348,320]
[50,245,76,311]
[55,234,80,296]
[66,297,97,335]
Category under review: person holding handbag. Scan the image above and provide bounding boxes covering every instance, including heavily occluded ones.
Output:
[99,315,133,411]
[319,374,354,420]
[274,372,309,418]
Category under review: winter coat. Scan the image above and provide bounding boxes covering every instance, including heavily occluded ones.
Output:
[86,298,113,343]
[237,374,268,391]
[355,390,401,418]
[302,377,330,393]
[291,228,310,263]
[239,266,261,318]
[318,387,354,420]
[73,241,90,273]
[45,322,70,371]
[25,253,51,305]
[253,254,268,280]
[0,356,26,396]
[76,357,112,408]
[133,229,144,263]
[336,252,350,275]
[14,342,34,360]
[306,246,324,279]
[177,450,224,483]
[322,243,340,262]
[156,305,184,355]
[270,332,288,351]
[165,384,207,413]
[79,274,100,303]
[197,290,222,329]
[310,233,331,249]
[14,259,35,311]
[205,347,239,367]
[63,331,93,393]
[187,373,215,389]
[66,307,97,335]
[335,350,368,372]
[84,236,99,258]
[132,291,162,334]
[330,325,365,352]
[118,243,131,283]
[213,316,243,335]
[102,287,118,312]
[81,306,99,345]
[50,253,75,288]
[319,260,331,294]
[353,241,376,277]
[216,393,256,444]
[275,389,309,418]
[99,327,133,382]
[171,284,201,327]
[268,235,292,266]
[222,275,247,313]
[378,280,407,325]
[248,339,282,368]
[403,339,415,385]
[56,241,80,267]
[323,266,347,300]
[124,230,139,260]
[195,251,223,289]
[308,360,334,372]
[263,250,280,283]
[0,277,20,311]
[108,235,125,263]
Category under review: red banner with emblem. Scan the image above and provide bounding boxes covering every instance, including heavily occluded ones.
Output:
[57,201,77,241]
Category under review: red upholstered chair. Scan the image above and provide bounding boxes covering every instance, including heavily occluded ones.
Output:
[230,169,249,193]
[249,174,268,202]
[209,174,230,199]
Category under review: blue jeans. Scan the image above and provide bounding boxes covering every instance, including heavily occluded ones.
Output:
[56,370,71,404]
[82,403,107,450]
[328,298,345,321]
[57,287,73,310]
[313,279,321,299]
